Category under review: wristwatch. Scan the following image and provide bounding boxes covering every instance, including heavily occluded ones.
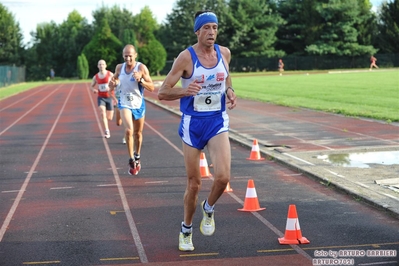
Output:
[139,77,144,84]
[226,86,234,93]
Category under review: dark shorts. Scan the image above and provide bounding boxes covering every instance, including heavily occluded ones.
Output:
[98,97,114,111]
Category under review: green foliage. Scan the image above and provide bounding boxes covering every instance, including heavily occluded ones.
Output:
[82,19,123,76]
[77,54,89,79]
[92,5,135,41]
[376,0,399,53]
[305,0,377,56]
[55,11,93,77]
[138,38,167,75]
[157,0,204,60]
[0,3,24,65]
[121,29,139,49]
[227,0,285,57]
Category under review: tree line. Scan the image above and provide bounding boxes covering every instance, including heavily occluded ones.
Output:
[0,0,398,81]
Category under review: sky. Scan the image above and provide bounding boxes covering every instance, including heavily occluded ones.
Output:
[3,0,384,46]
[3,0,177,45]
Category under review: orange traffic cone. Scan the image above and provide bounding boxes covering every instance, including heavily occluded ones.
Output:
[238,179,265,211]
[224,182,233,192]
[278,204,310,245]
[246,139,265,161]
[200,152,212,178]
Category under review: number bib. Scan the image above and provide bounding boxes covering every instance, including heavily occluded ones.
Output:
[120,92,142,109]
[194,91,222,112]
[98,84,109,92]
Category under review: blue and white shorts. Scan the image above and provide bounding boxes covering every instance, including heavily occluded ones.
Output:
[179,112,229,150]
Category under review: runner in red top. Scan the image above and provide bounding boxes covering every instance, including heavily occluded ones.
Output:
[91,59,115,138]
[369,55,379,71]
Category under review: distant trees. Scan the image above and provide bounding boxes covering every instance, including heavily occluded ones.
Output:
[77,53,89,79]
[0,3,24,65]
[82,19,123,76]
[376,0,399,53]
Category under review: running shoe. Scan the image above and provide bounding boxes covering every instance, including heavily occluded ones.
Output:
[200,200,215,236]
[134,154,141,174]
[135,160,141,174]
[179,232,194,251]
[122,137,126,144]
[128,158,138,175]
[104,130,110,139]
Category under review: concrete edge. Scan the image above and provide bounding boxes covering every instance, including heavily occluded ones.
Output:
[145,98,399,219]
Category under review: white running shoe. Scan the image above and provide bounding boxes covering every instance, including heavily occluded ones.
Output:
[122,137,126,144]
[179,232,194,251]
[104,130,110,139]
[200,200,215,236]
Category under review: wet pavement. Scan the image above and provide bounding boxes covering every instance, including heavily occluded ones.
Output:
[146,84,399,219]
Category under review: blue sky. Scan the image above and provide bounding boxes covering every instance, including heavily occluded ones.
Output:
[3,0,385,45]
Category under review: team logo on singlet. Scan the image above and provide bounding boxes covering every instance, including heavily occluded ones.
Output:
[216,72,225,81]
[194,75,205,83]
[206,74,215,81]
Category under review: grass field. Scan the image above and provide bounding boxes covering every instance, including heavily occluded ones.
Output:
[232,70,399,122]
[1,69,398,122]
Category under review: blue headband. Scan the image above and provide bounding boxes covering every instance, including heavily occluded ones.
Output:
[193,12,218,32]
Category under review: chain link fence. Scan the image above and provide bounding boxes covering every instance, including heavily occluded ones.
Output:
[0,65,26,88]
[160,53,398,75]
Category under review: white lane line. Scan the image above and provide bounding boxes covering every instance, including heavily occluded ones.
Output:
[144,116,313,262]
[1,190,23,193]
[0,85,50,112]
[50,187,74,190]
[87,85,148,264]
[97,184,117,187]
[0,85,62,136]
[145,181,169,184]
[0,85,75,242]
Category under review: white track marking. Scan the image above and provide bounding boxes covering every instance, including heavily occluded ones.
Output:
[0,85,75,242]
[86,85,149,263]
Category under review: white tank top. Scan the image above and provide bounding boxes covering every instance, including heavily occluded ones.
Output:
[118,62,143,109]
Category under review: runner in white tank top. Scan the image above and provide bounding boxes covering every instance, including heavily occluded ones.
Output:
[108,44,155,176]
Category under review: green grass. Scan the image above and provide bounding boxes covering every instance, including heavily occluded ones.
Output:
[232,70,399,122]
[1,70,398,122]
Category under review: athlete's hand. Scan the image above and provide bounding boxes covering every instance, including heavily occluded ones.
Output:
[93,88,98,94]
[132,71,142,82]
[226,89,237,110]
[109,77,119,88]
[185,80,202,96]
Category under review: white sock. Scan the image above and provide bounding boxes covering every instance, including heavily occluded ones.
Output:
[181,222,192,233]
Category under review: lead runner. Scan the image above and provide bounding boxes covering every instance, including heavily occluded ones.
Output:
[158,10,237,251]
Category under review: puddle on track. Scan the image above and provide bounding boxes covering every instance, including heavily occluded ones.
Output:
[316,151,399,168]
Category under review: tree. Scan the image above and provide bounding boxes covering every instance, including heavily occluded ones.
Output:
[276,0,322,55]
[28,22,59,80]
[133,7,167,75]
[77,53,89,79]
[376,0,399,53]
[138,37,167,75]
[121,29,139,49]
[0,3,24,65]
[305,0,376,56]
[82,19,123,76]
[226,0,285,57]
[92,5,135,42]
[157,0,205,60]
[55,10,93,77]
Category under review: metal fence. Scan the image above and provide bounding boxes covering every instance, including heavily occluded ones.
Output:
[160,53,398,75]
[0,65,26,88]
[230,53,399,72]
